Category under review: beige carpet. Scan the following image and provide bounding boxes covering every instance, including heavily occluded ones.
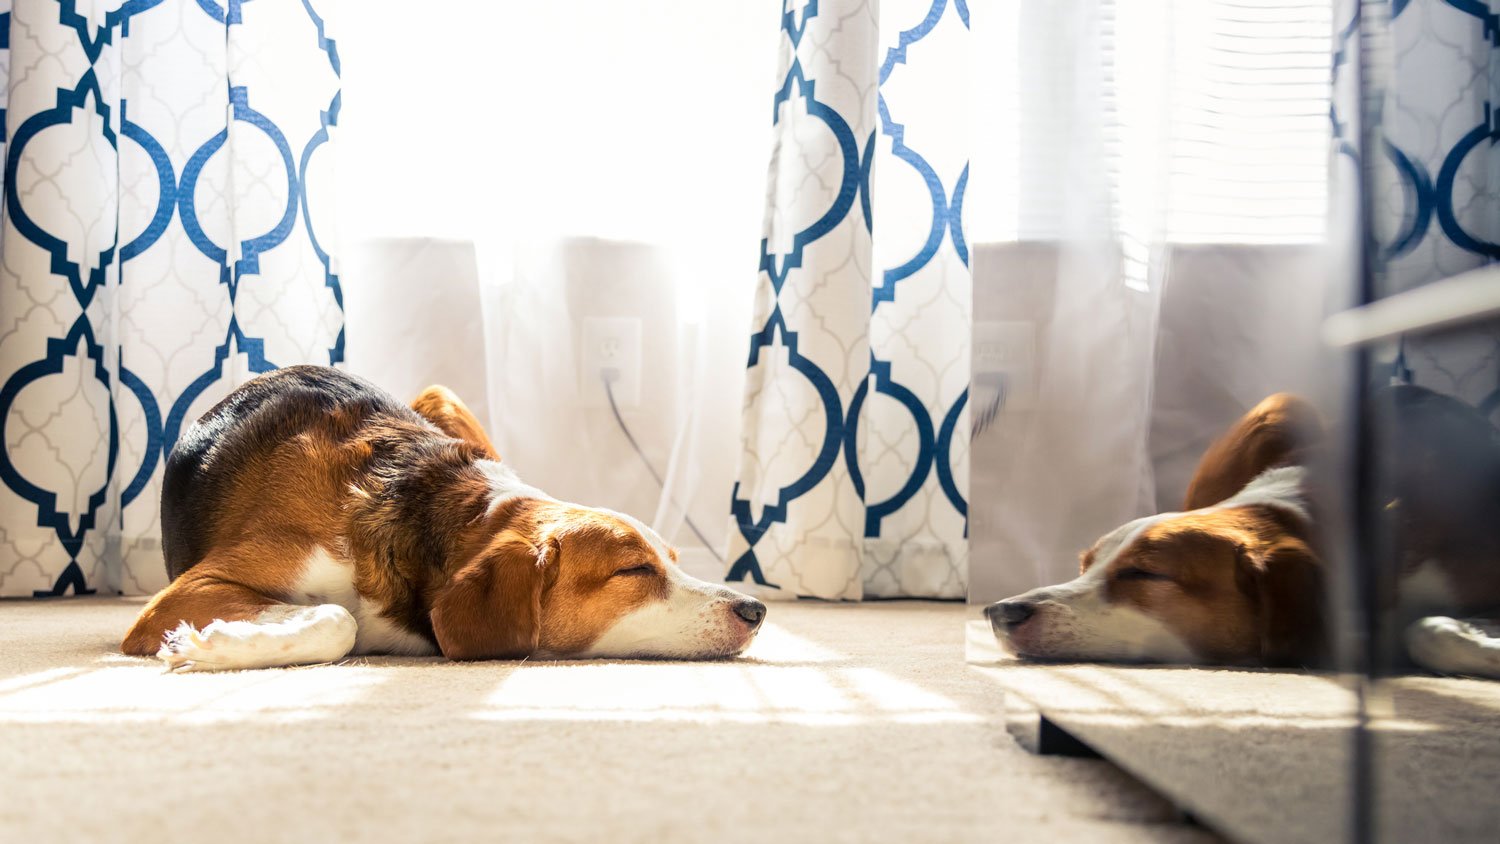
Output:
[0,598,1214,844]
[969,620,1500,844]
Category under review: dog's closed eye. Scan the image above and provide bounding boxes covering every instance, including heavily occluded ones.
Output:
[1115,567,1173,582]
[614,565,655,578]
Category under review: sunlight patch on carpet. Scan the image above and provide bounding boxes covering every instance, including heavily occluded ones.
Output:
[0,662,391,724]
[474,623,980,725]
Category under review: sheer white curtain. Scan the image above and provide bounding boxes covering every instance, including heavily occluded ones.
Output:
[967,0,1336,604]
[337,2,780,576]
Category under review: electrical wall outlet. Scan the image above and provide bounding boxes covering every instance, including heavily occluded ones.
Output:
[581,316,642,408]
[972,320,1036,412]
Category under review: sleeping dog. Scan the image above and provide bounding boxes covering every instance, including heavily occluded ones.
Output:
[986,386,1500,678]
[123,366,766,671]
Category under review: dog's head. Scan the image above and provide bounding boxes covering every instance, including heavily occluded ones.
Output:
[430,504,765,661]
[987,467,1324,666]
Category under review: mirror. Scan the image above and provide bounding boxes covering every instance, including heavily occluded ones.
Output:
[965,2,1363,841]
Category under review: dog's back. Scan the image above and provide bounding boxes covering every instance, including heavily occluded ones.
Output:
[161,366,419,580]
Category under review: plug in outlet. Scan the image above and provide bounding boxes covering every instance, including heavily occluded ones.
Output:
[972,320,1036,412]
[581,317,642,408]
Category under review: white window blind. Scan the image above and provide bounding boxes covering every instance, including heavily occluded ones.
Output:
[971,0,1334,246]
[1165,0,1333,242]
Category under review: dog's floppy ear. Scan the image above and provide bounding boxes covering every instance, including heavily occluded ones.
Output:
[1246,540,1325,666]
[431,532,554,660]
[411,384,500,460]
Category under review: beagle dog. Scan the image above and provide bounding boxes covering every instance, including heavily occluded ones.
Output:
[123,366,766,671]
[987,387,1500,678]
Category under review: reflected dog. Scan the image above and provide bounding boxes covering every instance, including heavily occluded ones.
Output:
[987,387,1500,678]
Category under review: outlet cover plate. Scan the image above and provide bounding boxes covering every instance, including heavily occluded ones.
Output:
[580,316,642,408]
[972,320,1036,412]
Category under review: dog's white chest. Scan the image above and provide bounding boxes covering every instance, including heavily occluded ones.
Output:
[1401,559,1457,617]
[293,546,438,656]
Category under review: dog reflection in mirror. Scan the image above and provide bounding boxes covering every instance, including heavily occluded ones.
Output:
[988,387,1500,678]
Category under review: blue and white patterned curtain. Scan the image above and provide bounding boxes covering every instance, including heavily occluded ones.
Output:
[0,0,342,598]
[1336,0,1500,409]
[728,0,970,600]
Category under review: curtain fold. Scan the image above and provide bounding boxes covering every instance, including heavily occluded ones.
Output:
[0,0,342,598]
[728,0,971,600]
[965,0,1168,606]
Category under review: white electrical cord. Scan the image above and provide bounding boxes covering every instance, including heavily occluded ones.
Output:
[601,369,724,562]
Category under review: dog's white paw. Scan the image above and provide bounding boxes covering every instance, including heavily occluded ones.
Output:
[157,621,221,672]
[1405,616,1500,678]
[155,605,357,672]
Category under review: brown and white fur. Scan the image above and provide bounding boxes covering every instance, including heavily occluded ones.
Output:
[987,388,1500,678]
[123,366,766,671]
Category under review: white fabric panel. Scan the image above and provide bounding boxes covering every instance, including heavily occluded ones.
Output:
[1149,244,1332,512]
[967,241,1160,605]
[343,238,490,432]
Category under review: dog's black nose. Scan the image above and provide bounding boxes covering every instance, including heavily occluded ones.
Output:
[987,600,1035,627]
[733,599,767,629]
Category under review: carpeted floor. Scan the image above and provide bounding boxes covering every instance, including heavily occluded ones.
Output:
[968,620,1500,844]
[0,598,1215,843]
